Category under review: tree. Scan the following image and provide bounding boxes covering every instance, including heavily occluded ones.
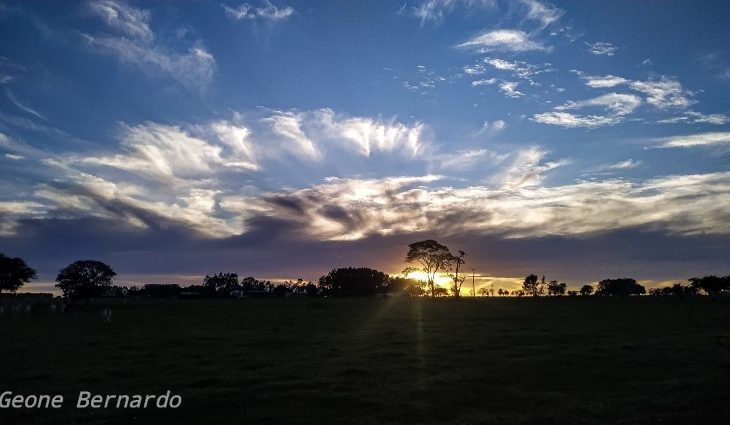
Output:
[579,284,593,296]
[204,273,239,295]
[689,275,730,296]
[448,250,467,298]
[547,280,567,296]
[522,274,539,296]
[0,254,37,293]
[56,260,116,300]
[433,286,449,297]
[387,276,422,296]
[594,278,646,296]
[404,240,453,298]
[318,267,389,296]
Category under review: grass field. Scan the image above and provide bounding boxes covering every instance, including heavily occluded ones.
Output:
[1,296,729,424]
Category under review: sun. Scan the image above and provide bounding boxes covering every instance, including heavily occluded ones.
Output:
[405,271,452,287]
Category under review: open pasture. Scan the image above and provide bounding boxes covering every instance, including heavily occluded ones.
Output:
[1,297,729,424]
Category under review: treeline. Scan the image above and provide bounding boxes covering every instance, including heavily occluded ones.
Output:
[1,251,729,301]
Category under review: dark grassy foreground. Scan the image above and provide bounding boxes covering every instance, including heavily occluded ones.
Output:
[1,297,729,425]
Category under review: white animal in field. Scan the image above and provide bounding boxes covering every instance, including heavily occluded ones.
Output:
[102,307,112,323]
[0,305,5,314]
[49,304,58,314]
[24,304,31,314]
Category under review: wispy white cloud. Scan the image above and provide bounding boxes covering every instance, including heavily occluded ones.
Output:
[572,71,629,88]
[596,159,642,171]
[222,1,295,22]
[629,77,695,109]
[483,57,552,81]
[4,88,46,120]
[473,120,507,138]
[498,81,524,98]
[654,132,730,148]
[88,0,153,42]
[531,112,619,128]
[222,169,730,240]
[472,77,497,87]
[84,0,216,92]
[263,112,322,161]
[534,93,641,128]
[75,122,259,184]
[555,93,642,116]
[457,29,546,52]
[402,64,446,94]
[586,41,617,56]
[657,111,729,125]
[410,0,495,24]
[520,0,563,29]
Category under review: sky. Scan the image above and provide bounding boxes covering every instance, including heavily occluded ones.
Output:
[1,0,729,291]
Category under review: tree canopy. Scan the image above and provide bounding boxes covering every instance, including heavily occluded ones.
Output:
[688,275,730,295]
[204,273,239,295]
[594,278,646,296]
[55,260,116,300]
[0,253,37,293]
[318,267,389,296]
[404,240,453,297]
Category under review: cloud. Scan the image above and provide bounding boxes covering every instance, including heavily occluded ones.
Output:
[0,200,47,236]
[482,57,552,82]
[472,78,497,86]
[596,159,642,171]
[657,111,729,125]
[579,74,629,88]
[520,0,563,29]
[556,93,642,116]
[457,29,546,52]
[473,120,507,138]
[470,77,524,98]
[531,112,619,128]
[84,1,216,92]
[264,109,427,160]
[74,122,259,185]
[410,0,495,24]
[586,41,617,56]
[629,77,694,109]
[654,132,730,148]
[533,93,641,128]
[222,1,295,22]
[401,64,446,94]
[263,112,322,161]
[88,0,153,42]
[498,81,524,98]
[4,88,46,120]
[431,148,508,172]
[222,169,730,241]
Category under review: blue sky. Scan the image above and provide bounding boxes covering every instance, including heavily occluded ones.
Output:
[1,0,729,289]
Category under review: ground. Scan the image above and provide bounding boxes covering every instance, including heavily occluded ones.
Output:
[1,296,729,424]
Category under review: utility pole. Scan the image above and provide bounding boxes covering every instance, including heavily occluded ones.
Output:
[472,268,476,297]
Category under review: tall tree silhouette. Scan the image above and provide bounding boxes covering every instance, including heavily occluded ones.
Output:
[448,250,467,298]
[547,280,567,296]
[579,284,594,296]
[0,253,37,293]
[522,274,539,296]
[56,260,116,300]
[404,240,453,298]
